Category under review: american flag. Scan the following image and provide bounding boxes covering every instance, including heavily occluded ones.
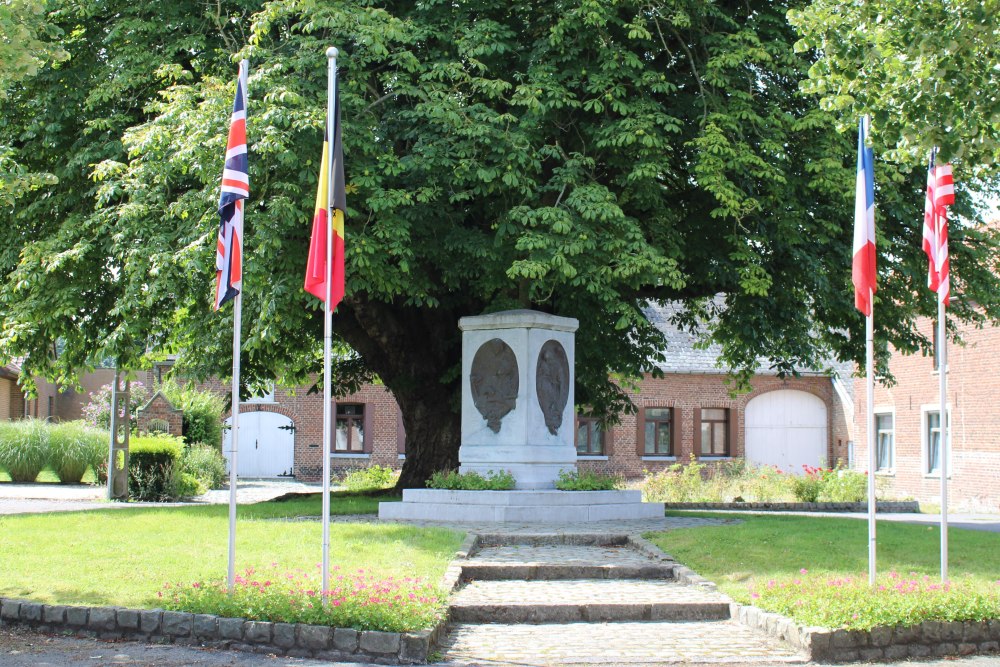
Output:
[921,150,954,306]
[215,61,249,310]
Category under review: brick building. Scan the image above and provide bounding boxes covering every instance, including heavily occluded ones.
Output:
[854,315,1000,512]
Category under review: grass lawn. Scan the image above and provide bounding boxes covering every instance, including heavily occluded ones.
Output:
[648,512,1000,629]
[0,493,461,610]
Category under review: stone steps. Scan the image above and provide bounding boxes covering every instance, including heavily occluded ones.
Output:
[439,534,806,665]
[449,579,730,623]
[462,543,675,581]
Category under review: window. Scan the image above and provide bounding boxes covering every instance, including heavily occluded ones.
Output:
[700,408,729,456]
[335,404,365,452]
[643,408,673,455]
[924,410,950,475]
[247,382,276,404]
[875,413,894,471]
[576,417,604,455]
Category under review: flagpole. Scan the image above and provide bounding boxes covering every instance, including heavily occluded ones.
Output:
[866,289,877,586]
[227,58,249,595]
[938,246,949,584]
[321,46,338,600]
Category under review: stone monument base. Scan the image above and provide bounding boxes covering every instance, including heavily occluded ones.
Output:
[378,489,664,523]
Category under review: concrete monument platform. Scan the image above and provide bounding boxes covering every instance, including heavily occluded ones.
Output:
[379,489,664,523]
[377,309,665,523]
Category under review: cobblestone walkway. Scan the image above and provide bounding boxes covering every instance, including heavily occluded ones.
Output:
[438,532,808,666]
[442,620,805,665]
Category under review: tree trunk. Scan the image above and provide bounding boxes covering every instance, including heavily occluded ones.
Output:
[336,297,469,489]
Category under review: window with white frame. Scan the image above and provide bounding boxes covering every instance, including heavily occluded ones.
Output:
[923,409,950,475]
[875,412,894,471]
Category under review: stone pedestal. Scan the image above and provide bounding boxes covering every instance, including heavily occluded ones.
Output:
[458,310,578,489]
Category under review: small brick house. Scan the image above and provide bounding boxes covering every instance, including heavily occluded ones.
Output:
[854,315,1000,512]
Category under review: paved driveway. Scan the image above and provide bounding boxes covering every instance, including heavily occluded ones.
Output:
[0,479,321,515]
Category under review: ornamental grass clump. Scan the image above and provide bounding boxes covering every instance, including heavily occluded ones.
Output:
[162,563,446,632]
[48,421,107,483]
[745,569,1000,631]
[0,418,49,482]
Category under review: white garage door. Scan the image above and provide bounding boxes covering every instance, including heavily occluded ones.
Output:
[223,411,295,478]
[745,390,827,473]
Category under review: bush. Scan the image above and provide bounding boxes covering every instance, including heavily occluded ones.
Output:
[818,467,869,502]
[163,563,446,632]
[128,434,185,501]
[555,469,622,491]
[0,419,49,482]
[179,444,227,490]
[640,457,709,502]
[159,379,224,449]
[48,421,107,484]
[426,469,516,490]
[81,381,150,430]
[170,470,206,499]
[341,465,398,492]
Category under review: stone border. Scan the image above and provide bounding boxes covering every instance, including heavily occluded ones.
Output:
[662,501,920,512]
[733,603,1000,663]
[0,532,480,664]
[641,537,999,663]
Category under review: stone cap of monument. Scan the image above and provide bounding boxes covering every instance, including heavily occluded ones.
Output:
[459,309,579,333]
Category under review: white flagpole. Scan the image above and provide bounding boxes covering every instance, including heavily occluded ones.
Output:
[321,46,338,599]
[866,288,877,586]
[227,58,249,595]
[938,248,949,584]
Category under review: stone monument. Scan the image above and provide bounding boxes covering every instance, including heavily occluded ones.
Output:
[459,310,578,489]
[379,309,664,522]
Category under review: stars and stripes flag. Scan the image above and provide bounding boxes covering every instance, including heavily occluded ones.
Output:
[922,150,955,306]
[852,115,876,316]
[215,60,249,310]
[304,97,346,307]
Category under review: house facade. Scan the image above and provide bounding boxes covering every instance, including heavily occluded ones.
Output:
[853,315,1000,513]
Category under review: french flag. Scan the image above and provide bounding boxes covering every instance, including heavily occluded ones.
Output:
[215,61,249,311]
[852,116,876,317]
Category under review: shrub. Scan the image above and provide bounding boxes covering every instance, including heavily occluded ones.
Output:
[81,381,150,430]
[790,465,829,502]
[128,434,185,501]
[818,467,869,502]
[341,465,398,492]
[640,457,709,502]
[162,563,446,632]
[170,470,206,499]
[555,469,622,491]
[48,421,108,484]
[426,469,516,490]
[178,444,227,490]
[0,419,49,482]
[159,379,224,449]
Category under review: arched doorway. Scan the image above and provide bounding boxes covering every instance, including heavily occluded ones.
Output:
[745,390,827,473]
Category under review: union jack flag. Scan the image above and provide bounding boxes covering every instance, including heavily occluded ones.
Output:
[921,149,954,306]
[215,60,249,310]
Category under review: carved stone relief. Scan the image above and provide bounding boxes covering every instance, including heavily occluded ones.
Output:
[535,339,569,435]
[470,338,519,433]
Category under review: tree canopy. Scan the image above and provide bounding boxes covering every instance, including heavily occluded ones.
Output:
[2,0,999,486]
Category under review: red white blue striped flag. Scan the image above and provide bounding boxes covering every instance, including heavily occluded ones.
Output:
[215,61,249,310]
[852,116,876,316]
[922,150,954,306]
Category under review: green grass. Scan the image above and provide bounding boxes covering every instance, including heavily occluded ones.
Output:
[0,492,458,610]
[648,513,1000,629]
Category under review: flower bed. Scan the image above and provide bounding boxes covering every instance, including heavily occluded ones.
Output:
[161,563,447,633]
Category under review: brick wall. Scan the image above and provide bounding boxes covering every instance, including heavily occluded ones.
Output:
[577,373,842,478]
[0,377,15,420]
[55,368,116,422]
[854,316,1000,512]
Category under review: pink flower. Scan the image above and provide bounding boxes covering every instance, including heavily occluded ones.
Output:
[751,592,760,599]
[799,568,808,575]
[192,582,200,589]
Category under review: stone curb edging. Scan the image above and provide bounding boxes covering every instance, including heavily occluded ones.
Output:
[662,501,920,513]
[0,598,431,663]
[637,536,999,663]
[0,532,482,664]
[732,602,1000,663]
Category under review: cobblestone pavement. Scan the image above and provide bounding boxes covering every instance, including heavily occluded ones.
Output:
[441,620,806,665]
[452,579,728,607]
